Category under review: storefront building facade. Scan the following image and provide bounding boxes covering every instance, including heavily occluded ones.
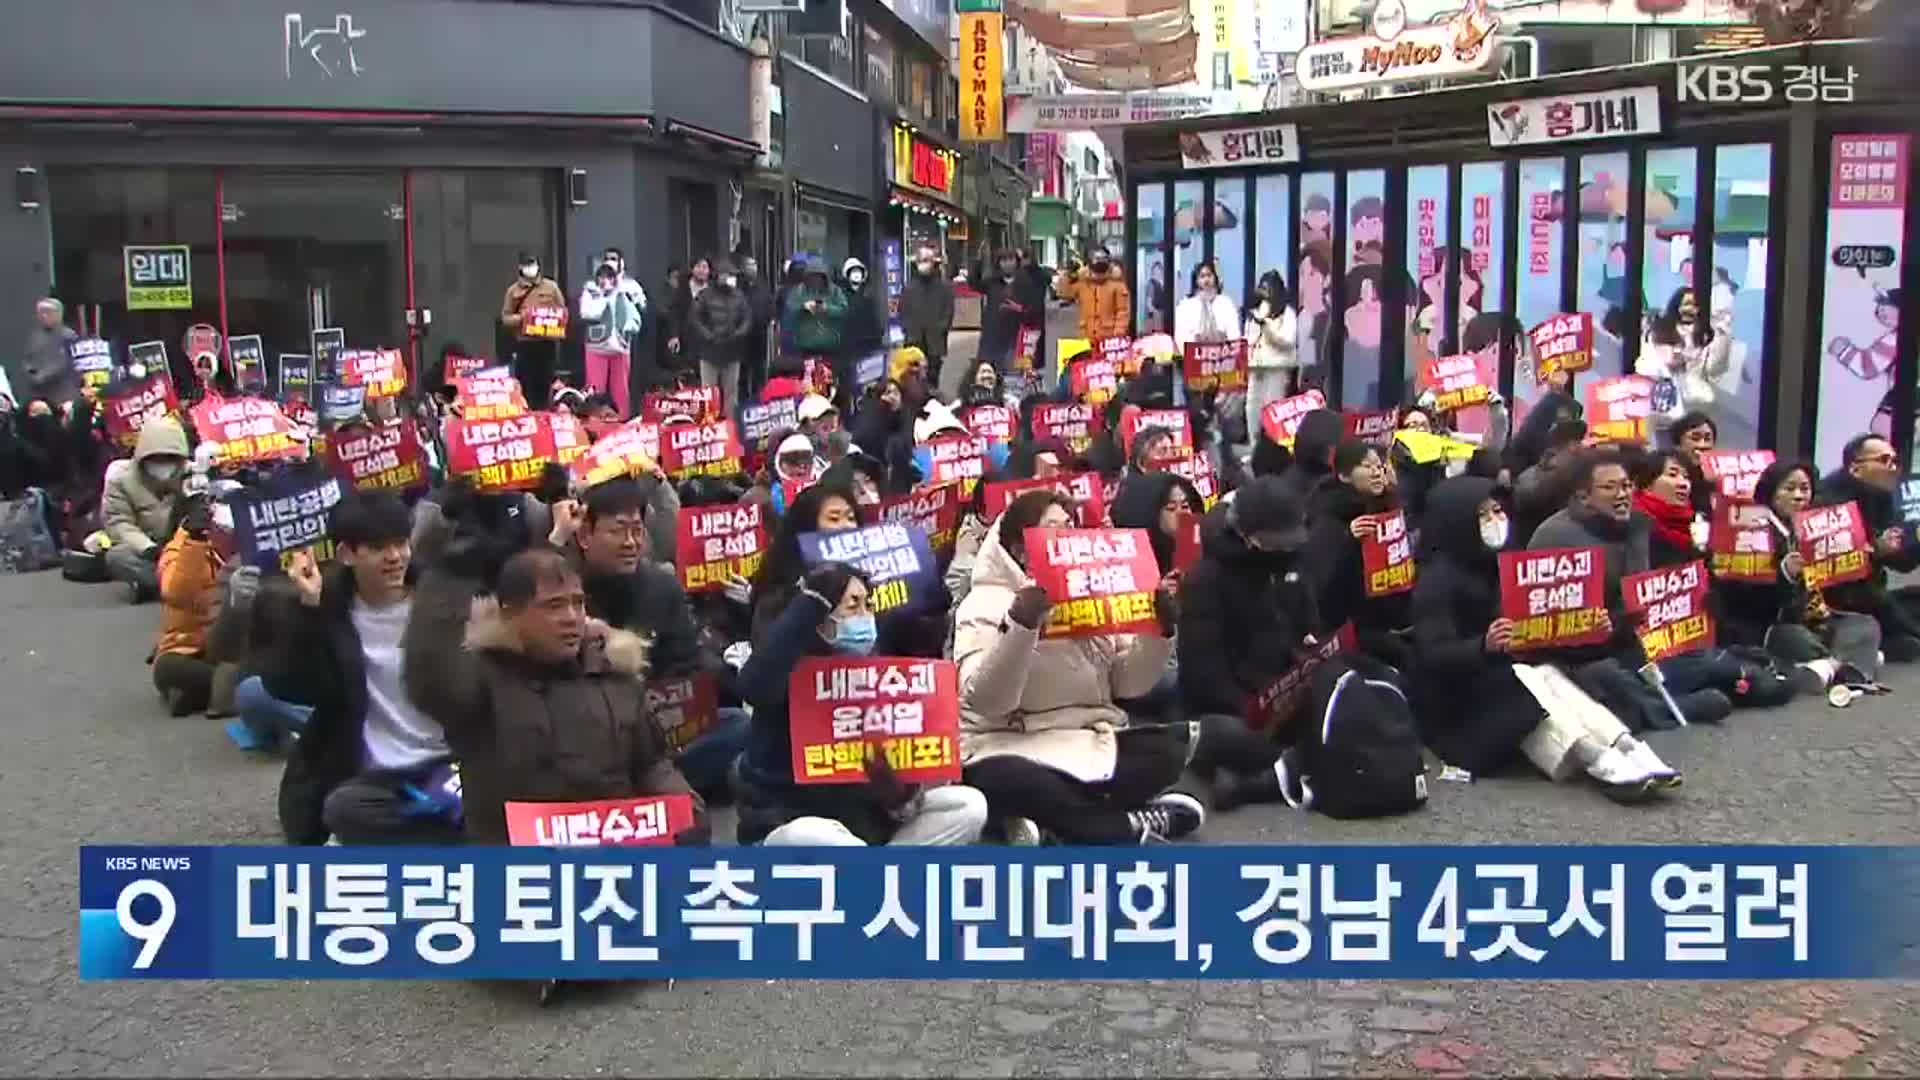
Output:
[0,0,756,383]
[1124,40,1917,465]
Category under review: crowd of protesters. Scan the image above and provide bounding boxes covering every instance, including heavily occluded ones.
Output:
[1,242,1913,861]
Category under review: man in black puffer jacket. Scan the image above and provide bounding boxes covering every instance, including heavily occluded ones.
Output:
[1814,433,1920,660]
[1278,408,1343,505]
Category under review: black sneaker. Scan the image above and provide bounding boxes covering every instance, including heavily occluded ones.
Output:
[1786,665,1827,697]
[1677,688,1733,726]
[1214,763,1285,812]
[1128,792,1205,843]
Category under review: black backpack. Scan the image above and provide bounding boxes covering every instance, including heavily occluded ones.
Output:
[1278,655,1429,820]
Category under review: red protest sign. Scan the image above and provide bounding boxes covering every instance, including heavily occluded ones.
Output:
[1699,450,1775,502]
[1795,501,1871,589]
[984,472,1107,528]
[646,672,721,754]
[1623,560,1714,663]
[1344,409,1397,447]
[338,348,408,399]
[442,352,492,385]
[1498,545,1610,651]
[445,412,556,491]
[547,410,589,466]
[800,355,837,398]
[1585,376,1654,444]
[642,385,722,423]
[1095,335,1137,377]
[187,396,304,467]
[1172,511,1202,573]
[1118,406,1193,459]
[788,657,962,785]
[1013,326,1043,371]
[568,419,661,489]
[1070,354,1119,405]
[1163,447,1219,508]
[1709,499,1776,583]
[1030,401,1104,455]
[1024,527,1162,639]
[1261,389,1328,445]
[1245,623,1358,733]
[454,374,530,421]
[503,793,697,846]
[519,305,568,341]
[876,483,963,561]
[960,404,1015,445]
[325,421,427,494]
[1183,339,1248,393]
[920,434,989,488]
[1360,510,1416,597]
[1529,312,1594,377]
[102,373,179,450]
[1422,351,1492,412]
[660,418,745,481]
[676,502,767,593]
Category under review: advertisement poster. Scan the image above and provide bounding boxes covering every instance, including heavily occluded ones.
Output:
[788,657,961,785]
[1795,501,1871,589]
[1709,498,1776,583]
[660,419,745,481]
[799,524,939,615]
[1497,546,1610,651]
[676,503,768,594]
[1030,401,1104,455]
[1816,134,1908,468]
[445,413,557,492]
[647,673,721,755]
[983,472,1106,528]
[1244,623,1357,734]
[502,794,696,847]
[875,483,963,561]
[1023,528,1162,639]
[1360,511,1416,597]
[1698,450,1775,502]
[325,421,427,494]
[1622,561,1713,664]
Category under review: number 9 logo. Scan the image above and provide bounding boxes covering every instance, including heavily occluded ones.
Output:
[115,879,176,970]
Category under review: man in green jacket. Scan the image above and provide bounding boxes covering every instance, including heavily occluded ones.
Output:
[781,258,848,356]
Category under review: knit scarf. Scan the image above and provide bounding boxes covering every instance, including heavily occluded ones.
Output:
[1633,489,1695,552]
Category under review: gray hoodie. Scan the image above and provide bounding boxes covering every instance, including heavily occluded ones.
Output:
[18,323,79,406]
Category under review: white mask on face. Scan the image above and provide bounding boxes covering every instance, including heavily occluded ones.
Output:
[519,263,540,280]
[723,274,738,288]
[1480,517,1509,550]
[848,270,867,286]
[143,460,181,486]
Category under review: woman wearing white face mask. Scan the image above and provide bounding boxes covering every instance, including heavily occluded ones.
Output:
[1409,475,1680,802]
[101,414,191,603]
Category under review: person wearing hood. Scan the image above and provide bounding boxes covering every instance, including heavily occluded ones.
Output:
[782,259,849,357]
[693,259,755,415]
[1053,244,1131,342]
[579,249,648,418]
[500,252,568,409]
[1278,407,1344,505]
[1717,460,1882,690]
[1409,475,1678,800]
[1812,432,1920,660]
[1109,470,1203,578]
[102,414,190,602]
[836,257,890,394]
[15,298,79,409]
[736,560,989,846]
[955,489,1203,844]
[1301,440,1414,669]
[151,488,224,716]
[900,245,955,385]
[978,248,1047,369]
[850,377,905,462]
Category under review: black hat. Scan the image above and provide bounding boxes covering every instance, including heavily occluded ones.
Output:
[1227,476,1307,547]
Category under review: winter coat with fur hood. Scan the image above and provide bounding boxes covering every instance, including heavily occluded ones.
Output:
[401,568,705,846]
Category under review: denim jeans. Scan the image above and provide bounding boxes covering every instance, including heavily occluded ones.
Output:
[229,675,313,751]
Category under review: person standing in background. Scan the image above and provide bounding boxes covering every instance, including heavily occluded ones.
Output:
[15,298,78,410]
[499,252,567,409]
[1244,270,1299,439]
[977,248,1045,370]
[579,252,647,418]
[667,256,713,382]
[1053,244,1131,342]
[735,248,774,405]
[693,259,754,414]
[899,246,954,388]
[837,257,890,404]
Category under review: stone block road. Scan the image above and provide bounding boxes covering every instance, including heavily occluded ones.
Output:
[1,568,1914,1077]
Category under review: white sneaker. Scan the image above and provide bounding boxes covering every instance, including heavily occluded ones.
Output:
[1586,747,1658,804]
[1619,736,1682,789]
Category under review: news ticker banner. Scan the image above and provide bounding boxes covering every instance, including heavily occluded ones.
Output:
[79,846,1920,981]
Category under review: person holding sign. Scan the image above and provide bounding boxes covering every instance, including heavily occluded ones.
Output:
[749,480,864,640]
[150,488,224,716]
[1718,461,1883,689]
[734,561,988,847]
[1631,448,1711,569]
[401,546,708,847]
[1813,434,1920,661]
[1173,260,1240,407]
[499,253,568,409]
[1302,441,1415,670]
[955,490,1205,845]
[101,415,191,603]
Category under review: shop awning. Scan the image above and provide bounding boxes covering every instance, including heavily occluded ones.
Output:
[888,187,964,225]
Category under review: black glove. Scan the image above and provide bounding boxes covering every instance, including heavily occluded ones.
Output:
[534,462,570,506]
[180,496,211,540]
[142,543,165,563]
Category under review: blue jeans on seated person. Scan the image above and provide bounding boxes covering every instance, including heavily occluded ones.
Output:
[228,675,314,751]
[676,707,751,801]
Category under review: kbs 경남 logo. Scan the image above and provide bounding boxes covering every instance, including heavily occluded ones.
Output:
[1676,62,1857,106]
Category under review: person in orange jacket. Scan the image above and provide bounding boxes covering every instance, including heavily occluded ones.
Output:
[1053,244,1133,341]
[152,493,224,716]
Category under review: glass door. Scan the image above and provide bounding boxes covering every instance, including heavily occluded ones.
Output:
[409,169,561,382]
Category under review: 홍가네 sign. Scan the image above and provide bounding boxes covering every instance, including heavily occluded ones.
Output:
[325,421,427,494]
[1709,498,1777,583]
[445,412,557,492]
[1488,86,1662,149]
[502,794,697,847]
[1498,545,1610,651]
[1024,528,1162,639]
[124,244,192,310]
[1178,124,1301,170]
[788,657,961,785]
[799,523,940,615]
[676,502,768,594]
[1183,339,1249,393]
[1529,312,1595,378]
[1623,560,1713,663]
[1795,501,1871,589]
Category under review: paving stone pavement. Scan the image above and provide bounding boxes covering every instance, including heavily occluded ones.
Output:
[1,568,1916,1077]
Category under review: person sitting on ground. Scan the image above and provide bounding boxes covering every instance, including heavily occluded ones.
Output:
[956,489,1205,844]
[267,493,462,845]
[1410,475,1679,801]
[1302,440,1415,670]
[1510,416,1590,547]
[102,415,190,603]
[1109,469,1204,578]
[403,546,709,846]
[151,489,223,716]
[734,560,989,846]
[1666,410,1719,517]
[1278,407,1344,505]
[1718,460,1883,690]
[748,479,864,641]
[1814,433,1920,662]
[1631,446,1712,569]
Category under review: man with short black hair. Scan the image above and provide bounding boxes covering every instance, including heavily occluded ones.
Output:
[267,492,462,845]
[1816,432,1920,660]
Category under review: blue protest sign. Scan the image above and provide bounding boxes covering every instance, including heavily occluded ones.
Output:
[798,523,938,615]
[228,470,344,569]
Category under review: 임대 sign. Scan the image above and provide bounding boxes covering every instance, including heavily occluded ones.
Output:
[124,244,193,310]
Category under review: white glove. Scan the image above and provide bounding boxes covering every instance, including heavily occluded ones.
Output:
[722,573,753,608]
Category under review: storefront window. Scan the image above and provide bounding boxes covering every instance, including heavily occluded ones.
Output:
[1211,177,1247,310]
[1171,179,1206,334]
[1252,174,1292,314]
[1406,164,1449,368]
[1136,182,1166,334]
[1816,133,1908,466]
[411,170,560,373]
[1458,160,1508,373]
[1297,171,1335,377]
[796,199,864,268]
[1578,151,1631,378]
[1641,148,1697,338]
[1341,168,1387,409]
[1711,144,1770,451]
[48,167,218,387]
[1515,157,1565,417]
